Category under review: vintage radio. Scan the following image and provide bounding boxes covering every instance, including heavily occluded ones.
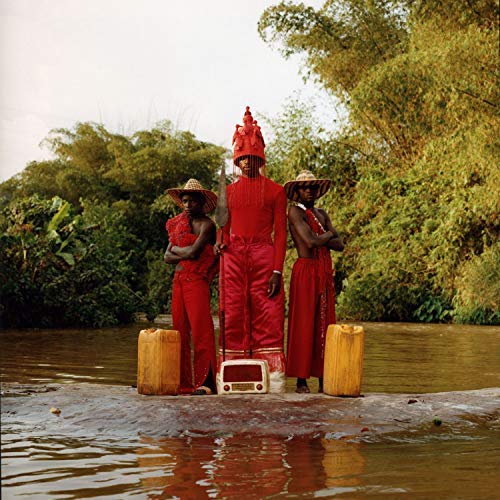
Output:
[217,359,270,395]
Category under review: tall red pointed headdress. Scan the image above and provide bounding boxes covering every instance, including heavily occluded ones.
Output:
[232,106,266,165]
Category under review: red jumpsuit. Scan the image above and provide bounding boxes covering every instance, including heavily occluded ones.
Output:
[219,175,287,391]
[286,208,336,379]
[166,212,217,393]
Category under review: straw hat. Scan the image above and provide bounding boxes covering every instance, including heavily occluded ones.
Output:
[284,170,331,202]
[167,178,217,214]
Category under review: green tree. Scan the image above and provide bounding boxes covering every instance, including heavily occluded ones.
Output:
[0,196,139,327]
[260,0,499,323]
[0,122,228,326]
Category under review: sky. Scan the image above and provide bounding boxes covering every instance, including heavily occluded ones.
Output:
[0,0,331,182]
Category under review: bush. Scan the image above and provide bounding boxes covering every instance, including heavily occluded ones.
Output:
[452,244,500,325]
[142,249,173,321]
[337,272,424,322]
[0,196,140,328]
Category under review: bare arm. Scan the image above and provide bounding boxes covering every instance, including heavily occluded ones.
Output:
[171,218,216,260]
[288,206,333,249]
[164,242,183,264]
[319,209,344,252]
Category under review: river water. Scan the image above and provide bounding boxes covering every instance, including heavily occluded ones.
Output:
[1,322,499,498]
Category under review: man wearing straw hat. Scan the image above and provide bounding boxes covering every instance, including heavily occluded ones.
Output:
[284,170,344,393]
[214,106,287,393]
[164,179,219,395]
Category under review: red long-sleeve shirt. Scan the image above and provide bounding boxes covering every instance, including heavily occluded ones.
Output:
[222,175,287,273]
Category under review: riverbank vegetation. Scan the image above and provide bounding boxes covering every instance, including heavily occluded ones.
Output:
[1,0,498,327]
[0,122,225,327]
[260,0,498,324]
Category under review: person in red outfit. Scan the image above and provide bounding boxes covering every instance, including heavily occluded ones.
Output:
[215,106,287,392]
[164,179,219,395]
[284,171,344,393]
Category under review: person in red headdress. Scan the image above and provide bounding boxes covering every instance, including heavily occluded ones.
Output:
[214,106,287,392]
[164,179,219,395]
[284,171,344,393]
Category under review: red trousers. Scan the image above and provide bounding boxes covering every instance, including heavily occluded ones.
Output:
[219,235,286,378]
[286,258,336,379]
[171,272,217,392]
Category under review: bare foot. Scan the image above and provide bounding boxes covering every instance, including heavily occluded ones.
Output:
[295,385,310,394]
[192,386,213,395]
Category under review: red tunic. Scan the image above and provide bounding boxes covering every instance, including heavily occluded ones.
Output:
[219,175,287,391]
[166,212,217,279]
[166,212,217,392]
[221,176,287,272]
[286,208,336,379]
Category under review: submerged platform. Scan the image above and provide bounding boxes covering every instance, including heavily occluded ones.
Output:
[2,384,499,441]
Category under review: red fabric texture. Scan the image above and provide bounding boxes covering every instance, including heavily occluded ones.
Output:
[232,106,266,163]
[166,212,217,278]
[218,235,286,373]
[218,173,287,374]
[222,175,287,272]
[172,273,217,393]
[166,212,217,392]
[286,208,336,379]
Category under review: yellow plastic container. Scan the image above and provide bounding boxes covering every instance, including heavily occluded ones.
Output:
[137,328,181,395]
[323,324,364,397]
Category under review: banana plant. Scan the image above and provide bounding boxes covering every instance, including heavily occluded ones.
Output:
[46,198,86,266]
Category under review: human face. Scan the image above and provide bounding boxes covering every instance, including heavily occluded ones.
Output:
[238,157,260,178]
[297,185,319,206]
[181,193,204,217]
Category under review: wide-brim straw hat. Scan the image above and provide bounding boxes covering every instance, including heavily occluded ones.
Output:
[284,170,331,202]
[167,178,217,214]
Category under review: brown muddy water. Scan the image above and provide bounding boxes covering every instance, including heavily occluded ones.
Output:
[1,322,499,498]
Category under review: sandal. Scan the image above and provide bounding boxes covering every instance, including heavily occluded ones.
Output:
[192,386,213,396]
[295,385,310,394]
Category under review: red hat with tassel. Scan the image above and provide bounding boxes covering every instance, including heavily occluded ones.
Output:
[232,106,266,167]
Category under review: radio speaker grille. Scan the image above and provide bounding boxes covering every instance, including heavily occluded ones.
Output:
[223,364,263,382]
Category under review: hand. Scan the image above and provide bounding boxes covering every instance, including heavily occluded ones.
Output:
[214,241,227,256]
[267,272,281,298]
[163,244,172,262]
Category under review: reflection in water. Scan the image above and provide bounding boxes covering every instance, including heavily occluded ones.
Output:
[285,437,327,495]
[131,432,499,498]
[212,436,288,498]
[2,429,499,498]
[135,436,351,498]
[136,435,290,498]
[1,433,141,498]
[1,322,499,392]
[322,439,365,488]
[136,436,206,497]
[1,322,499,498]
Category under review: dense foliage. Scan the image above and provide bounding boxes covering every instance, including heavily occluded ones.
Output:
[261,0,499,323]
[0,196,136,327]
[1,1,498,327]
[0,122,226,328]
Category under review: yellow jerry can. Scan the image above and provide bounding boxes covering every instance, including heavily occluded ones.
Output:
[323,324,364,397]
[137,328,181,395]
